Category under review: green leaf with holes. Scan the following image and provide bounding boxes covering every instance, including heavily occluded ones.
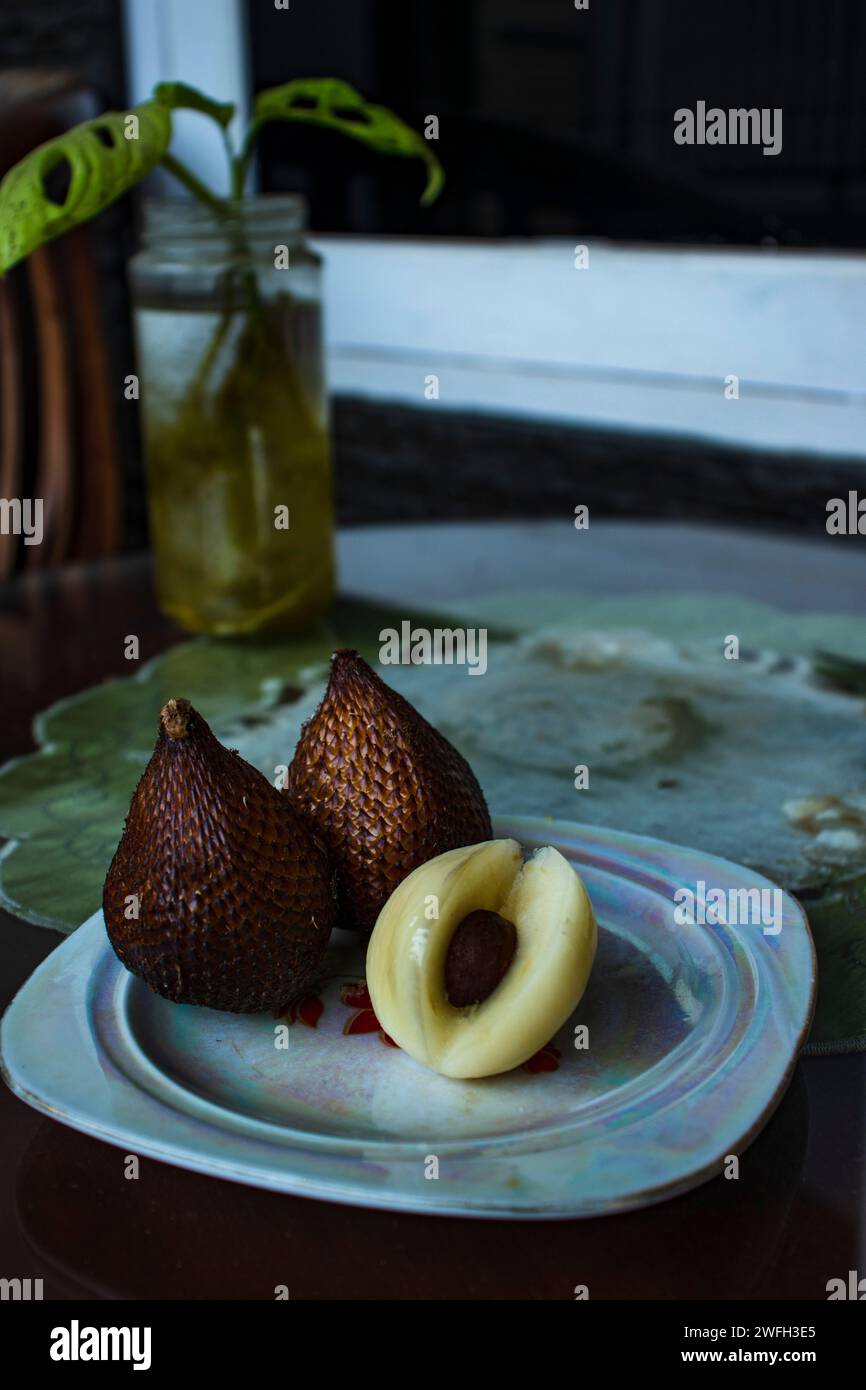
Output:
[252,78,444,204]
[0,100,172,275]
[153,81,236,129]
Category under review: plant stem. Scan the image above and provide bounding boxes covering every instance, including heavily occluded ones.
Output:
[161,153,228,215]
[160,145,262,344]
[231,125,259,200]
[231,156,246,201]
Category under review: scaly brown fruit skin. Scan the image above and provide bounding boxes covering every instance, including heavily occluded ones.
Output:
[103,698,337,1012]
[287,650,493,932]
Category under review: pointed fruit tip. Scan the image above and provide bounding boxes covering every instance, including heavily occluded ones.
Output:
[160,697,194,740]
[329,648,368,688]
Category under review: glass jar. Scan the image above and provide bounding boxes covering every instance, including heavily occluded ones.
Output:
[128,196,335,636]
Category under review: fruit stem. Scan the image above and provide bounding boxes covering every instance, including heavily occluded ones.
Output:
[161,698,192,740]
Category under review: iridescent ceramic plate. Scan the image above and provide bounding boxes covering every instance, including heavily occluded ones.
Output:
[1,817,815,1219]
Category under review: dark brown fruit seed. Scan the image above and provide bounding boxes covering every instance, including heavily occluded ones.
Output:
[288,650,493,933]
[103,698,337,1013]
[444,909,517,1008]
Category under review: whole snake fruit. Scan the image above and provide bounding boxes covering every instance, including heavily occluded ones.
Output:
[104,698,337,1012]
[288,650,493,932]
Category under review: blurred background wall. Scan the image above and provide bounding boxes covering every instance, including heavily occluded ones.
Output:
[1,0,865,558]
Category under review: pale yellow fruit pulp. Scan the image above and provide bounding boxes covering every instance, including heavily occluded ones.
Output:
[366,838,597,1079]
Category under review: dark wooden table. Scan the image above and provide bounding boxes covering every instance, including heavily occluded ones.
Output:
[1,522,864,1300]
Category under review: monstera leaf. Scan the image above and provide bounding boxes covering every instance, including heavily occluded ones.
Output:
[0,75,442,274]
[251,78,444,204]
[0,99,171,274]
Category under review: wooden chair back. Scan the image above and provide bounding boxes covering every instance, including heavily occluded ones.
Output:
[0,70,121,578]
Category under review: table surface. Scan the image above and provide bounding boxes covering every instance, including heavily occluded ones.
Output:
[1,520,864,1300]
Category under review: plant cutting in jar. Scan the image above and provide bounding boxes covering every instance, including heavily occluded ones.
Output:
[0,80,443,635]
